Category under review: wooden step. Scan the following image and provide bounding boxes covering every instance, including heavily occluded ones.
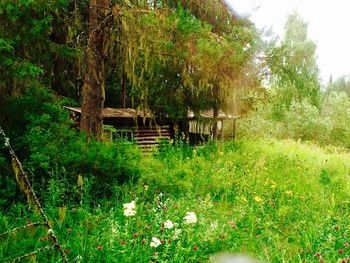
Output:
[134,136,171,140]
[138,145,159,151]
[135,139,170,144]
[134,135,172,139]
[135,126,170,130]
[135,125,171,129]
[134,131,171,135]
[135,141,160,146]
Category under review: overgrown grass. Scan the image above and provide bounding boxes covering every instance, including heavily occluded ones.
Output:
[1,138,350,262]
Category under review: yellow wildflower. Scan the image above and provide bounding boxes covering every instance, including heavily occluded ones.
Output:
[254,196,263,203]
[240,196,248,203]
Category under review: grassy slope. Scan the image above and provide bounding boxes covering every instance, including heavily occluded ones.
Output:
[1,138,350,262]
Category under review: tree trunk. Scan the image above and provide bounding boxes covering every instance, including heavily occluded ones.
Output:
[121,72,126,108]
[182,118,189,144]
[212,86,219,140]
[80,0,110,141]
[232,118,236,140]
[212,107,219,139]
[232,92,237,140]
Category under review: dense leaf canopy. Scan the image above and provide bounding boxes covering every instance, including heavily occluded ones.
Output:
[1,0,258,121]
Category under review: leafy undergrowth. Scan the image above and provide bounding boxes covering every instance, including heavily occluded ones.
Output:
[1,138,350,262]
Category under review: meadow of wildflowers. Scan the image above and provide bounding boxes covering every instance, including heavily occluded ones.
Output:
[1,138,350,262]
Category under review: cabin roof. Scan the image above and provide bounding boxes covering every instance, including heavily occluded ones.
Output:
[64,106,237,119]
[64,106,153,118]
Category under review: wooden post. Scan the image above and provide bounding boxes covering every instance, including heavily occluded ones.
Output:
[232,118,236,140]
[212,107,219,140]
[220,119,224,140]
[182,118,189,144]
[212,84,220,140]
[232,91,237,140]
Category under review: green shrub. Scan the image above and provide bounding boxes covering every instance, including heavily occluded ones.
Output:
[24,111,142,201]
[284,100,331,141]
[0,151,17,209]
[1,86,142,205]
[321,92,350,147]
[238,93,350,149]
[1,138,350,262]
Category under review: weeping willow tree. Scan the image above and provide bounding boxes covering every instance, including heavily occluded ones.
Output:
[0,0,257,140]
[115,2,256,110]
[72,0,257,139]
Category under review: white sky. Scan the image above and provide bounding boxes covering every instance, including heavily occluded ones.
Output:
[226,0,350,83]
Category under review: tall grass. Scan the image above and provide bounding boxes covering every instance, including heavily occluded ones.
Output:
[1,138,350,262]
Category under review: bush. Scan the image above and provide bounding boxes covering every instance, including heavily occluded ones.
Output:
[321,92,350,147]
[238,92,350,149]
[23,110,142,202]
[284,100,331,142]
[0,151,17,209]
[1,86,142,205]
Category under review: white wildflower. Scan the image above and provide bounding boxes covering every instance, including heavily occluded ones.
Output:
[144,185,149,191]
[111,222,119,235]
[173,229,182,240]
[124,208,136,216]
[150,237,161,247]
[123,201,136,217]
[210,221,218,229]
[123,200,136,210]
[184,212,197,224]
[164,219,174,229]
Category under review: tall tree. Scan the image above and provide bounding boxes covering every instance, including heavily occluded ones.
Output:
[0,0,71,99]
[326,75,350,97]
[80,0,110,140]
[267,11,320,116]
[77,1,256,139]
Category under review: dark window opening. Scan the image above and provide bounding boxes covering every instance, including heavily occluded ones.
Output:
[112,130,133,142]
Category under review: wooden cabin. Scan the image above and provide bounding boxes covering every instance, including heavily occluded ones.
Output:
[64,106,237,150]
[64,106,174,152]
[186,110,237,145]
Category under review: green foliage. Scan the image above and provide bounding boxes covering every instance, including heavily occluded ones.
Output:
[0,0,82,101]
[322,92,350,147]
[174,6,207,34]
[23,111,142,201]
[1,139,350,262]
[111,2,256,118]
[326,76,350,97]
[239,89,350,148]
[0,0,69,91]
[0,151,17,209]
[283,100,330,141]
[0,86,142,207]
[267,12,320,115]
